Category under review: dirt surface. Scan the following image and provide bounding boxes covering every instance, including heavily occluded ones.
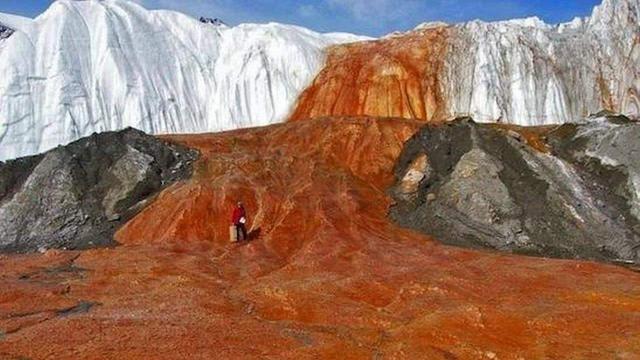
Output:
[1,118,640,359]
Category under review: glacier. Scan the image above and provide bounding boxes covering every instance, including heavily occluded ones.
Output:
[291,0,639,127]
[0,0,366,160]
[442,0,640,125]
[0,0,639,160]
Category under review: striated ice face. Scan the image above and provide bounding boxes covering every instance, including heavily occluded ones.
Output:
[442,0,640,126]
[0,0,638,160]
[0,0,366,160]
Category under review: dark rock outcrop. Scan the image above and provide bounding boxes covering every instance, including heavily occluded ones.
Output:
[0,128,198,253]
[390,116,640,264]
[199,17,225,26]
[0,24,13,40]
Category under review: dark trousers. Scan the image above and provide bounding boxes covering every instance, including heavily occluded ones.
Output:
[235,223,247,241]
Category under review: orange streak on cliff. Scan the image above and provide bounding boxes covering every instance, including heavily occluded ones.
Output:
[290,28,450,122]
[1,118,640,359]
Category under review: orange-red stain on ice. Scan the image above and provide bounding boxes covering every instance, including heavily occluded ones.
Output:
[290,27,450,122]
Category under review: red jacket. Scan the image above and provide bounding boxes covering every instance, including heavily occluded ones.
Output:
[231,206,246,225]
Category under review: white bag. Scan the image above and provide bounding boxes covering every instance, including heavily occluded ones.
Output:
[229,225,238,243]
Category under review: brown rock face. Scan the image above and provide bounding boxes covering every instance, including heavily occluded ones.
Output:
[290,28,450,122]
[2,118,640,359]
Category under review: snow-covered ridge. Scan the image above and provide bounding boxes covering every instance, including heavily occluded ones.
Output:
[0,12,32,32]
[0,0,367,160]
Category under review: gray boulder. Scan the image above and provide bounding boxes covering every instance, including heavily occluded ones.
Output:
[0,128,198,253]
[390,116,640,264]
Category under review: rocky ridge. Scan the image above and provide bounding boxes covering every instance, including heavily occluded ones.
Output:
[390,115,640,264]
[0,128,197,253]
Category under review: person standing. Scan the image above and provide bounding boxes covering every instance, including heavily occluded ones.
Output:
[231,201,248,241]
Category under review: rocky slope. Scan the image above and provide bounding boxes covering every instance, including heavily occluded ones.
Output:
[1,118,639,359]
[390,115,640,264]
[0,128,197,253]
[0,0,365,161]
[291,0,640,125]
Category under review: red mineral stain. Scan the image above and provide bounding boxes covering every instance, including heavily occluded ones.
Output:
[1,118,639,359]
[290,27,450,122]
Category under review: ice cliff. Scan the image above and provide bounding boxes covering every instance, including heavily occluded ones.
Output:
[0,0,364,160]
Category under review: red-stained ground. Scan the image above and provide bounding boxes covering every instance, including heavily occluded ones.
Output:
[1,118,640,359]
